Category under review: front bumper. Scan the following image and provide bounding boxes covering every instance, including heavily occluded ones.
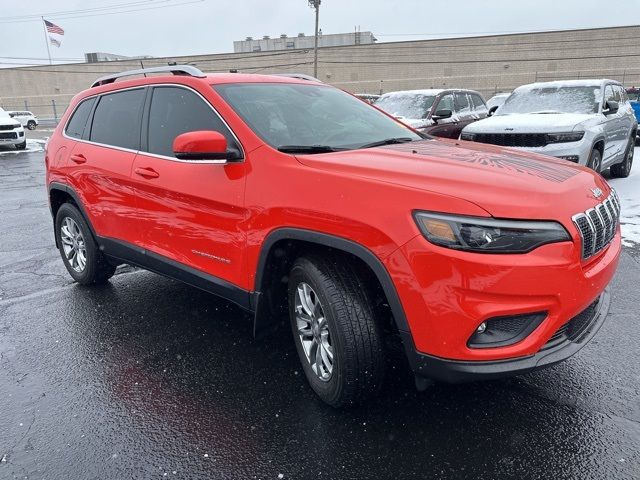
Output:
[401,289,609,383]
[0,128,25,146]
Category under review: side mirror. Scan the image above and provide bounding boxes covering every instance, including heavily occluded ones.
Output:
[603,100,619,115]
[432,109,453,121]
[173,131,240,162]
[488,106,499,117]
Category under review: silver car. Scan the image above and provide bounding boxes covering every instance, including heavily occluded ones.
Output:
[461,79,636,178]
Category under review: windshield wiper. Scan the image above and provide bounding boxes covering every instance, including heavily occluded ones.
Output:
[358,137,415,149]
[277,145,343,154]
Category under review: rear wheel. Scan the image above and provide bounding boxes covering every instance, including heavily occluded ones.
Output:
[288,255,385,407]
[55,203,116,285]
[610,137,634,178]
[587,148,602,173]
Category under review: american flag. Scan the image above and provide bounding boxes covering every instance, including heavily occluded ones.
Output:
[44,20,64,36]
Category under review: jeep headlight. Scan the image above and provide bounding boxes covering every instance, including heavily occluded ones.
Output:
[460,132,476,141]
[546,131,585,143]
[414,212,570,253]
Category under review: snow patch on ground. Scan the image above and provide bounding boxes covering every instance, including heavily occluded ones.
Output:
[0,139,44,156]
[608,147,640,247]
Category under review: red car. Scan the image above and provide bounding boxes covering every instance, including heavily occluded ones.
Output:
[46,66,620,407]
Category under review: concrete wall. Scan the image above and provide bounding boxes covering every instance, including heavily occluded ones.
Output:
[2,25,640,118]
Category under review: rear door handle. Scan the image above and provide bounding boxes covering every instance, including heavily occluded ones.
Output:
[134,167,160,179]
[70,153,87,164]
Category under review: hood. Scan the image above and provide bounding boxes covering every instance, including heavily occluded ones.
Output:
[393,116,432,129]
[0,116,20,128]
[296,139,609,221]
[464,113,596,134]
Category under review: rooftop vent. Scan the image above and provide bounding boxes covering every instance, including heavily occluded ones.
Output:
[280,34,287,38]
[263,35,270,40]
[245,36,253,41]
[298,33,305,37]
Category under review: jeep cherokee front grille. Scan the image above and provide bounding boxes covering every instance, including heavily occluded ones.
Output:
[572,191,620,259]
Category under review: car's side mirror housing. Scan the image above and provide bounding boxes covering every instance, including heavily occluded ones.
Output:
[603,100,619,115]
[432,109,453,121]
[173,131,240,162]
[488,106,499,117]
[431,109,452,125]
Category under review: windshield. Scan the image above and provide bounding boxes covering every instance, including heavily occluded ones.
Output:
[215,83,421,151]
[374,93,436,119]
[497,86,601,115]
[0,108,9,118]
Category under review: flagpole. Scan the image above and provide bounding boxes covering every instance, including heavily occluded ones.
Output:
[42,17,52,65]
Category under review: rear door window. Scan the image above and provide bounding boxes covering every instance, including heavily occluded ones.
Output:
[146,86,237,158]
[65,97,96,139]
[89,88,145,150]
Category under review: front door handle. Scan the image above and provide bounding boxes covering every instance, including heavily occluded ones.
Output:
[134,167,160,179]
[70,153,87,164]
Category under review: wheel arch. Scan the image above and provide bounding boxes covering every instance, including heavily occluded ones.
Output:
[591,137,605,156]
[49,182,98,247]
[252,228,411,338]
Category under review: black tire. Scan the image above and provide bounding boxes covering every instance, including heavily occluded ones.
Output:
[288,255,385,407]
[55,203,116,285]
[587,148,602,173]
[27,121,36,130]
[15,141,26,150]
[610,137,634,178]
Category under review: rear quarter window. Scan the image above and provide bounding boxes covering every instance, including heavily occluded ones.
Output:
[65,97,96,139]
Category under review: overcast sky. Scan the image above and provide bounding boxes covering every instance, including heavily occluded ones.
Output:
[2,0,640,66]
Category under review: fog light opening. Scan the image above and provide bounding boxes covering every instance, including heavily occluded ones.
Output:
[476,322,487,334]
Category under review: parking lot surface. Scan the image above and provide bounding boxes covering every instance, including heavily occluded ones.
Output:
[1,147,639,479]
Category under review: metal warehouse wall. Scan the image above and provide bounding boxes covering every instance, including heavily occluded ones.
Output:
[2,25,640,119]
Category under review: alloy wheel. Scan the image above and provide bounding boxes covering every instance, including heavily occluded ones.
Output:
[294,282,333,381]
[60,217,87,273]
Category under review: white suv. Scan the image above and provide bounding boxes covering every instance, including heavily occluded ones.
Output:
[8,111,38,130]
[0,108,26,150]
[461,80,636,178]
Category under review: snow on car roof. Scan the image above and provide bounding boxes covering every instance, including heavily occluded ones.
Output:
[379,89,444,98]
[514,79,618,92]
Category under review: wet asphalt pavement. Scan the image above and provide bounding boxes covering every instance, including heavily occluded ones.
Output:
[1,147,640,480]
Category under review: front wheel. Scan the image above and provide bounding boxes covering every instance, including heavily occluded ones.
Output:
[610,137,634,178]
[288,256,385,407]
[55,203,116,285]
[27,121,36,130]
[15,141,26,150]
[587,148,602,173]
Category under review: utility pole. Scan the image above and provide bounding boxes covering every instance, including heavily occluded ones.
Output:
[308,0,321,78]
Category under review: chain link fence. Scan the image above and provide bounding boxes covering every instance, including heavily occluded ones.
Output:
[0,100,69,127]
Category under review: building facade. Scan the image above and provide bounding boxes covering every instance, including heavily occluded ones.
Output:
[2,26,640,118]
[233,31,376,53]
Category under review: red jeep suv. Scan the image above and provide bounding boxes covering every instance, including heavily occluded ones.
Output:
[45,66,621,407]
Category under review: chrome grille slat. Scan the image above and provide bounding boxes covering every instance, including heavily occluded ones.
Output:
[572,190,620,260]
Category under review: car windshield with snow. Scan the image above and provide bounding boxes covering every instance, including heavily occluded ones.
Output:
[497,85,600,115]
[461,79,637,177]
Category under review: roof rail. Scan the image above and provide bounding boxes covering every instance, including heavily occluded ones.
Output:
[271,73,322,82]
[90,65,205,88]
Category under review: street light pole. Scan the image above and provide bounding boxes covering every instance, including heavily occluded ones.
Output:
[308,0,321,78]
